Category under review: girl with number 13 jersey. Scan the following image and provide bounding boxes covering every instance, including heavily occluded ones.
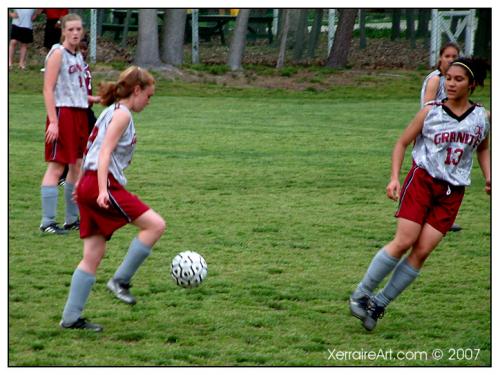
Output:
[349,57,490,332]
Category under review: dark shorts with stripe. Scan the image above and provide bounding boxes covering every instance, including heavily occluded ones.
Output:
[10,24,34,44]
[77,171,150,240]
[45,107,89,164]
[395,163,465,235]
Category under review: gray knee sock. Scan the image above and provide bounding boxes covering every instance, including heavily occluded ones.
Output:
[62,268,96,325]
[64,182,79,224]
[374,257,420,308]
[41,185,58,227]
[113,237,152,284]
[352,248,400,299]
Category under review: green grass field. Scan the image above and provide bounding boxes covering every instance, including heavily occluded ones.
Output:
[8,68,491,366]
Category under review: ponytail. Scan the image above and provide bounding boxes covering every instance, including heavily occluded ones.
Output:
[99,82,118,106]
[98,66,155,106]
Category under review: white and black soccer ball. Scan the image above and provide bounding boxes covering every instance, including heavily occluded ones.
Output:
[171,251,208,288]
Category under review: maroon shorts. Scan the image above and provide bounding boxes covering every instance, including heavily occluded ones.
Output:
[77,171,150,240]
[395,164,465,234]
[45,107,89,164]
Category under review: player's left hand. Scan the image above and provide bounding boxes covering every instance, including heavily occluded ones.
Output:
[485,180,491,195]
[72,180,80,202]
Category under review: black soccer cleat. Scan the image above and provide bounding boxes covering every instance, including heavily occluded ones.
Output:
[63,219,80,231]
[40,223,69,235]
[449,223,462,232]
[362,298,385,331]
[107,278,136,305]
[60,317,103,332]
[349,295,370,321]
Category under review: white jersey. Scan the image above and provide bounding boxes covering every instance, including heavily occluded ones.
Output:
[45,44,88,108]
[12,9,35,29]
[412,102,489,186]
[420,70,447,108]
[83,103,137,186]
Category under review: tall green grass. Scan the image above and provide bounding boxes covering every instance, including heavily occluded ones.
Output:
[8,70,490,366]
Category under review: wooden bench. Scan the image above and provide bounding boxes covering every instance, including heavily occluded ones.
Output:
[101,9,159,41]
[185,14,232,44]
[101,10,274,44]
[186,14,274,44]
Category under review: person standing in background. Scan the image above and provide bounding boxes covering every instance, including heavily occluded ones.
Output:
[40,14,88,234]
[58,34,101,187]
[41,8,69,51]
[420,42,460,107]
[9,9,37,70]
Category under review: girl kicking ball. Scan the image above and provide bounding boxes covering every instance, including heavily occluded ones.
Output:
[60,66,166,331]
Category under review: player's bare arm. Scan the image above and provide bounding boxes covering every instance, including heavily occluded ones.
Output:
[43,49,62,144]
[386,107,429,201]
[96,109,131,208]
[477,133,490,195]
[422,75,440,105]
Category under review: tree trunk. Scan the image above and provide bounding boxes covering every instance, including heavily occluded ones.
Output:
[134,9,161,67]
[474,8,491,60]
[325,9,357,68]
[405,9,416,48]
[161,9,187,66]
[416,9,430,38]
[286,9,301,48]
[276,9,291,68]
[307,9,323,58]
[120,10,132,48]
[292,9,309,62]
[391,9,401,40]
[96,9,105,36]
[227,9,251,71]
[359,9,366,49]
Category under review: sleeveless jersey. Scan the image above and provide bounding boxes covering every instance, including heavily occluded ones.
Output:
[83,103,136,186]
[412,102,489,186]
[420,70,446,108]
[45,44,88,108]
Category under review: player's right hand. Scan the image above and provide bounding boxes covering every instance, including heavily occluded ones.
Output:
[386,179,400,201]
[45,122,59,144]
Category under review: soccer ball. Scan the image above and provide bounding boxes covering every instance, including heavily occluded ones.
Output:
[171,251,208,288]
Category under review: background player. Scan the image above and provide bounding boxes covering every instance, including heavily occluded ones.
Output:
[420,42,460,107]
[60,66,166,331]
[349,57,490,331]
[40,13,88,234]
[58,34,100,187]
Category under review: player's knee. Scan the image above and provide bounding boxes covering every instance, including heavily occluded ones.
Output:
[47,163,65,177]
[80,257,102,274]
[150,215,166,238]
[157,217,167,235]
[407,251,429,268]
[388,238,413,255]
